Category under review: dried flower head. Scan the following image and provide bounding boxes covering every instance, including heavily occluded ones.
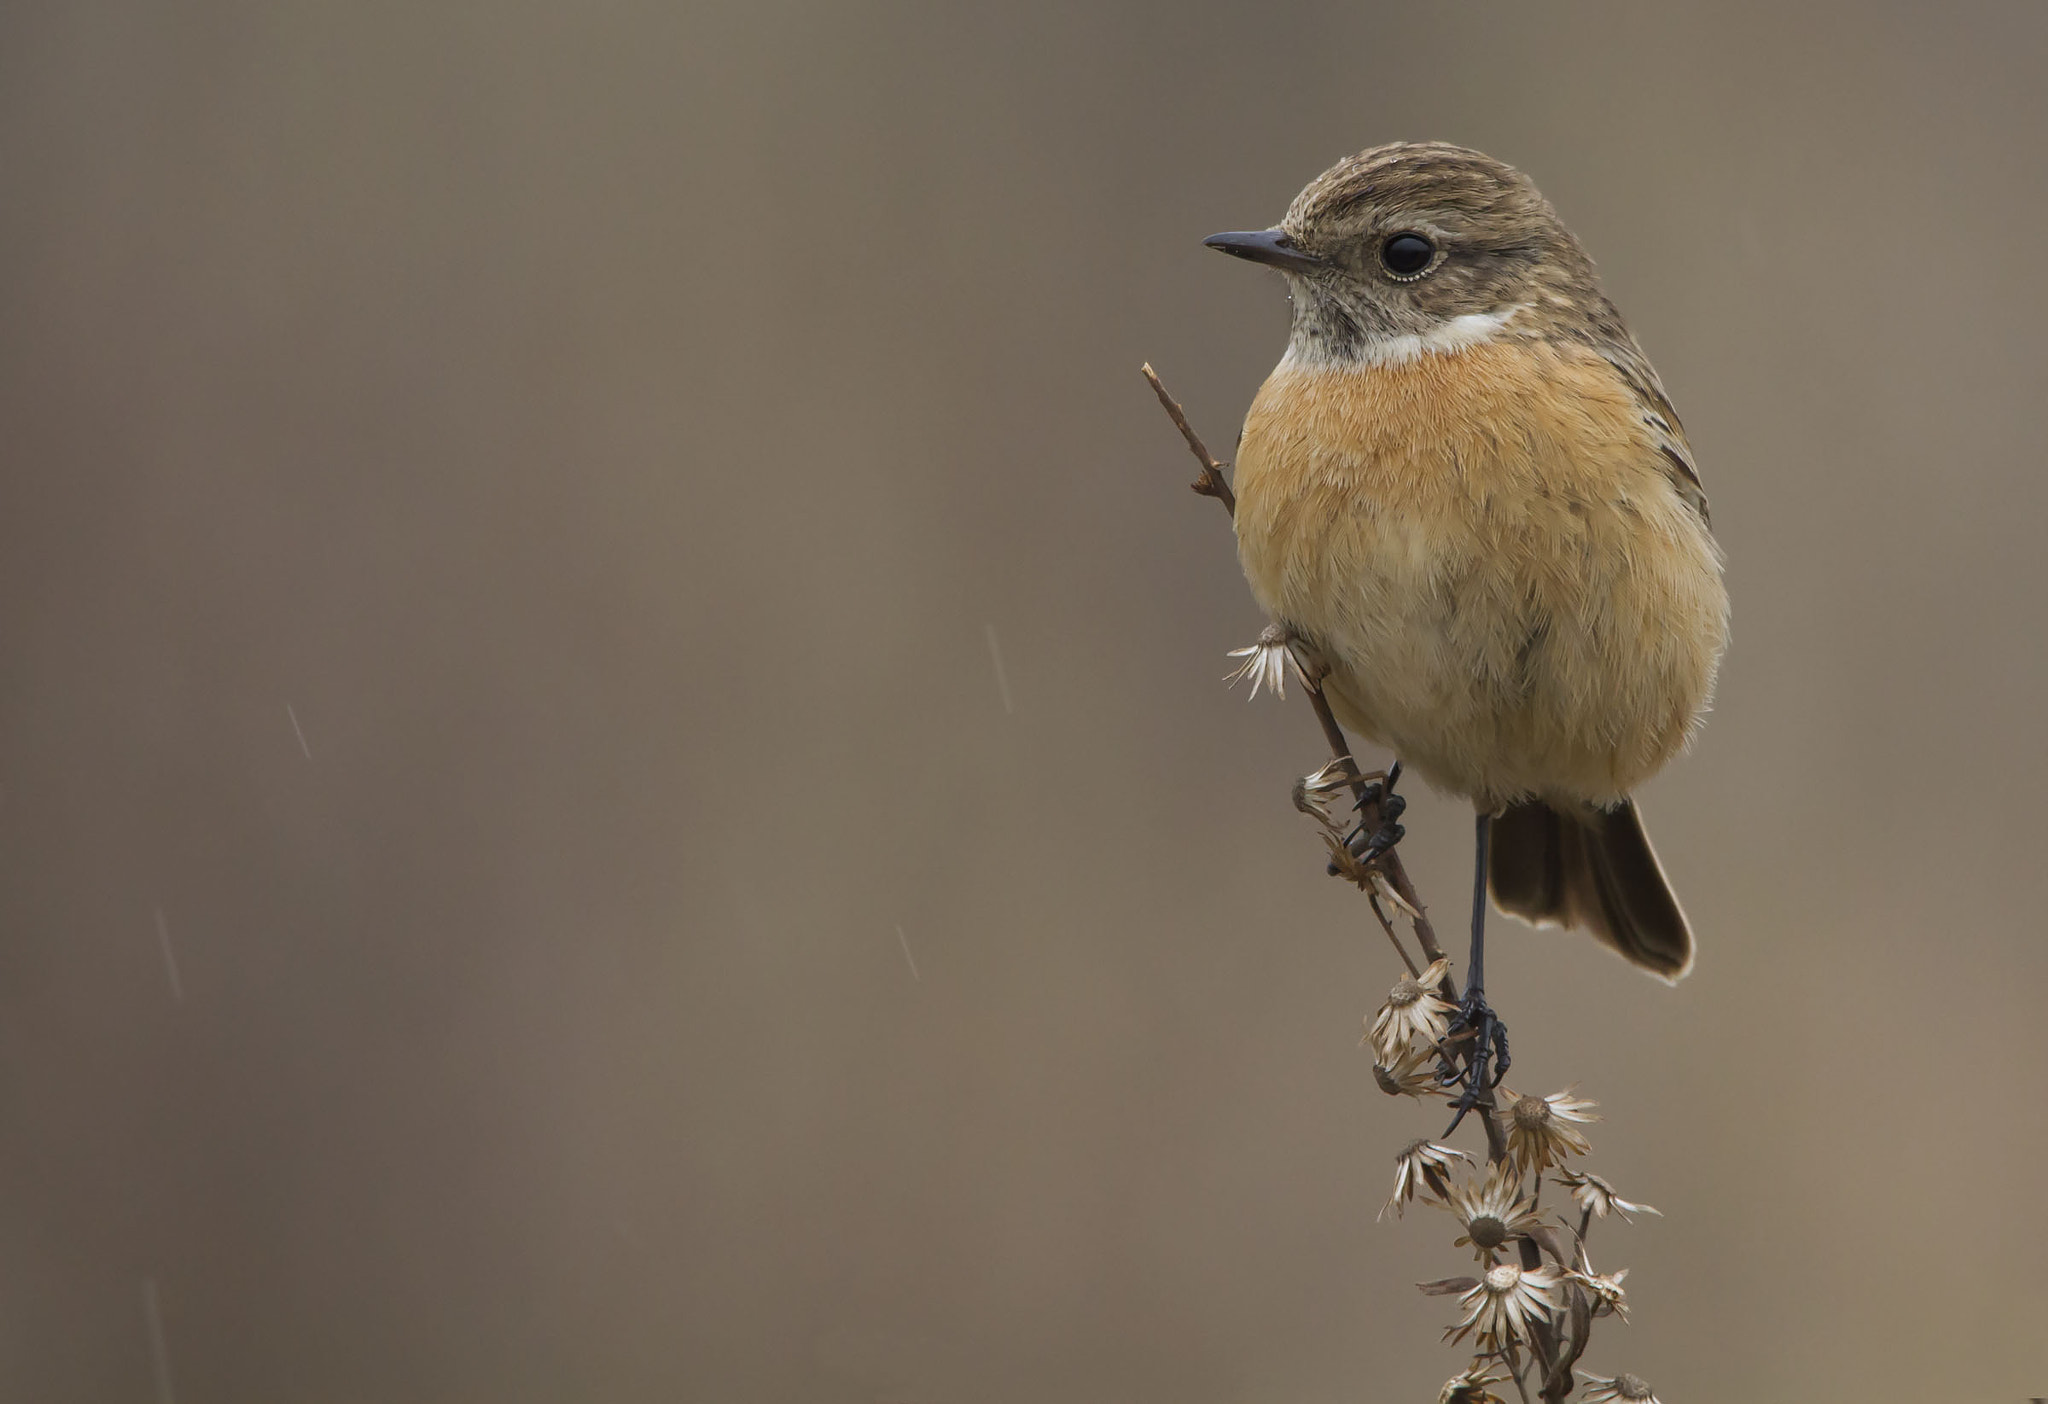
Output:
[1556,1168,1660,1224]
[1578,1373,1659,1403]
[1292,757,1362,829]
[1322,827,1372,885]
[1501,1086,1598,1173]
[1373,1042,1449,1099]
[1225,625,1304,700]
[1384,1138,1470,1219]
[1443,1262,1561,1348]
[1365,957,1456,1064]
[1437,1360,1511,1404]
[1442,1161,1544,1257]
[1569,1258,1632,1321]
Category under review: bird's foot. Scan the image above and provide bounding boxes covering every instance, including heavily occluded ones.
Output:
[1324,761,1406,877]
[1438,988,1511,1137]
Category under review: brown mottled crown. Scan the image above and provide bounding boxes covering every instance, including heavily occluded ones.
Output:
[1284,142,1560,249]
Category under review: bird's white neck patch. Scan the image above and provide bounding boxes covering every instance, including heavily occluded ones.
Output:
[1284,303,1529,370]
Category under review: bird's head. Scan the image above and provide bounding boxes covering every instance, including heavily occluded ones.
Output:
[1206,142,1607,366]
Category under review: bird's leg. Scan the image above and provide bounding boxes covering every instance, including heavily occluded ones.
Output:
[1324,759,1406,876]
[1441,810,1511,1135]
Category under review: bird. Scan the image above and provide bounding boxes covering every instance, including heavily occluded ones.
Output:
[1205,143,1728,1097]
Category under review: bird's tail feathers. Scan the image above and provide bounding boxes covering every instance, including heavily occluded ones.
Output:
[1488,796,1693,981]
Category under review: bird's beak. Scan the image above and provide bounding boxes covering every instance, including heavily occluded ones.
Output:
[1203,228,1326,274]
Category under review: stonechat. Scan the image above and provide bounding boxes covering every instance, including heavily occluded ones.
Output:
[1206,143,1728,1000]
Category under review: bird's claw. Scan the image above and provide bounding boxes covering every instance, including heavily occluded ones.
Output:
[1437,989,1511,1137]
[1324,765,1407,877]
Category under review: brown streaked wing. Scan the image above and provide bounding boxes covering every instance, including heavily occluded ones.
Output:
[1591,337,1711,526]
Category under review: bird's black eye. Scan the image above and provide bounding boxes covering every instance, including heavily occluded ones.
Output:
[1380,232,1436,278]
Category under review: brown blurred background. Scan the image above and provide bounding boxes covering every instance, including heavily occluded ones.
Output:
[2,1,2044,1400]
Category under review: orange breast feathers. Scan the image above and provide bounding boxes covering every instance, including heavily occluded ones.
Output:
[1231,339,1728,811]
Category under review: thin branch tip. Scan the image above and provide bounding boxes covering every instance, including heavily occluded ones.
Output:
[1141,364,1236,513]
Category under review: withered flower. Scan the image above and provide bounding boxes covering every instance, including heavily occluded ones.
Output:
[1442,1161,1544,1258]
[1292,758,1353,827]
[1365,957,1456,1064]
[1568,1255,1632,1321]
[1578,1373,1659,1403]
[1501,1086,1598,1173]
[1225,624,1304,700]
[1384,1138,1470,1219]
[1373,1042,1449,1100]
[1556,1168,1660,1224]
[1444,1262,1561,1347]
[1437,1360,1511,1404]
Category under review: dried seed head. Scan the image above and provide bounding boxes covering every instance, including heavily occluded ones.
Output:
[1224,624,1306,700]
[1443,1261,1561,1347]
[1501,1086,1597,1173]
[1578,1373,1659,1403]
[1373,1044,1448,1099]
[1366,957,1455,1063]
[1556,1168,1661,1223]
[1293,759,1354,825]
[1441,1161,1542,1259]
[1466,1215,1508,1250]
[1384,1138,1471,1219]
[1569,1262,1632,1321]
[1437,1360,1510,1404]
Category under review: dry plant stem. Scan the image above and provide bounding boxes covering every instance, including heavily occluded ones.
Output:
[1534,1179,1595,1400]
[1142,364,1509,1167]
[1365,892,1421,979]
[1541,1246,1594,1400]
[1504,1343,1534,1404]
[1141,363,1235,511]
[1519,1236,1562,1390]
[1530,1193,1595,1400]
